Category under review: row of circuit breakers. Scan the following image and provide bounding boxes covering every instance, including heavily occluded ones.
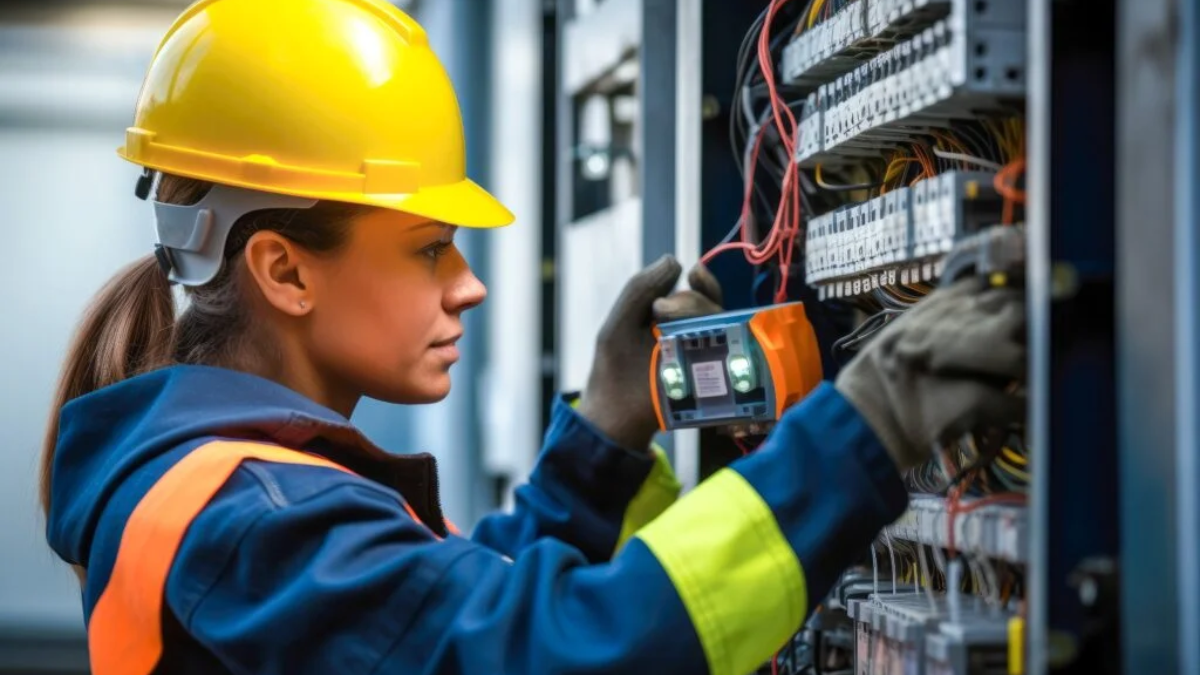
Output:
[790,0,1025,166]
[652,0,1025,433]
[805,170,1003,299]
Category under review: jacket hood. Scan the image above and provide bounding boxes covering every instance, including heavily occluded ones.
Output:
[47,364,429,567]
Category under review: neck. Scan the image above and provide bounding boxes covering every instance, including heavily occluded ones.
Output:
[233,331,359,419]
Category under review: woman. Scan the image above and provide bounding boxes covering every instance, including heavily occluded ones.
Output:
[42,1,1026,674]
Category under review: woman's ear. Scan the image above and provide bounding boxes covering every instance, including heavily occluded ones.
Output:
[242,231,313,316]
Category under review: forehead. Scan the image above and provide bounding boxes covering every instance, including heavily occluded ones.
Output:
[351,208,450,238]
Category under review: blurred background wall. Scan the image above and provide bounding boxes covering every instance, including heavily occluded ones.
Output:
[0,0,546,671]
[0,5,179,670]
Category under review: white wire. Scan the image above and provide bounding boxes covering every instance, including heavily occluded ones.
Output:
[966,555,987,611]
[931,147,1005,171]
[870,542,880,599]
[884,531,898,594]
[947,559,963,624]
[917,545,938,613]
[979,554,1002,612]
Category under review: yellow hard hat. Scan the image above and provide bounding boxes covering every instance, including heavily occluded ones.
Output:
[119,0,513,228]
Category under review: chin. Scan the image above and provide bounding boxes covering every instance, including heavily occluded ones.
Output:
[366,367,453,405]
[400,374,452,404]
[415,382,452,403]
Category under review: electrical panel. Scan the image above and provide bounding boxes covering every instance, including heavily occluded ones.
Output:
[714,1,1029,673]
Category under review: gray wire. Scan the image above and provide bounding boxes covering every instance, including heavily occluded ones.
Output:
[931,148,1004,171]
[742,83,756,129]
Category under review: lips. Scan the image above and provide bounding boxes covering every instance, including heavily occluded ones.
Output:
[431,334,462,348]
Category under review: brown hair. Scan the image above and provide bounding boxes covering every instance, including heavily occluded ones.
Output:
[39,174,368,519]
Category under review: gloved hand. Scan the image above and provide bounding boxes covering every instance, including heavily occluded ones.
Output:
[835,278,1026,471]
[576,255,724,451]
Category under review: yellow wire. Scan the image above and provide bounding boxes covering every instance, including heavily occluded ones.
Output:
[1001,446,1027,466]
[885,157,919,179]
[807,0,828,28]
[994,457,1031,482]
[933,131,971,156]
[984,119,1014,160]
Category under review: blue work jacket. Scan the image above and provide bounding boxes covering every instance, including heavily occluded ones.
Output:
[47,365,907,674]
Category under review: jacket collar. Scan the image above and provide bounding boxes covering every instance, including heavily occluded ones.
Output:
[49,365,447,566]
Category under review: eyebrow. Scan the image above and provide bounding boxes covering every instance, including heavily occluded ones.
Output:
[407,221,455,234]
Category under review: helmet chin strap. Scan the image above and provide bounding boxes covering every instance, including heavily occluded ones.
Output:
[150,183,317,287]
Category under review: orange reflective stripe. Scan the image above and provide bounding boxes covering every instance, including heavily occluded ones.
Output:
[444,518,462,536]
[87,441,432,675]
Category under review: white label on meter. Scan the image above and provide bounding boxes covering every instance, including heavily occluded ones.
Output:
[690,361,729,398]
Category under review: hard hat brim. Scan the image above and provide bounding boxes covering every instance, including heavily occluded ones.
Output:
[372,177,515,229]
[126,145,516,228]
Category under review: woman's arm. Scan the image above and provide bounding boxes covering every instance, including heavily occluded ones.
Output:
[165,384,906,675]
[468,257,719,562]
[469,394,681,562]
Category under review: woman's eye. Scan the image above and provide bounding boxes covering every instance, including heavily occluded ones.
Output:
[421,241,453,261]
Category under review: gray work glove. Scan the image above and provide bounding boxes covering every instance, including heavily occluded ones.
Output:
[577,255,724,451]
[835,278,1026,470]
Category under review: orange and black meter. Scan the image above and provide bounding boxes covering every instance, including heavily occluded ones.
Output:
[650,302,824,431]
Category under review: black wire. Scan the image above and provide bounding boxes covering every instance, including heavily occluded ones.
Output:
[935,428,1008,496]
[830,308,903,362]
[730,9,770,169]
[954,124,996,162]
[730,0,813,175]
[962,121,1004,163]
[725,1,816,278]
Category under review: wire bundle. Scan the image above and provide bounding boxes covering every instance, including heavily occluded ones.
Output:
[905,429,1030,498]
[705,0,815,304]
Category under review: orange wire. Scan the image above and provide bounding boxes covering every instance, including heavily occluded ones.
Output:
[996,157,1026,224]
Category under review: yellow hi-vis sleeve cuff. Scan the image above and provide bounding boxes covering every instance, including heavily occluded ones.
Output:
[615,445,681,553]
[634,468,807,675]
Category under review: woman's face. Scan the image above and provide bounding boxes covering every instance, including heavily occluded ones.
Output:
[304,208,486,406]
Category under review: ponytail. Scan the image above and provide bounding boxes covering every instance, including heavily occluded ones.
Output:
[39,173,363,522]
[39,255,176,517]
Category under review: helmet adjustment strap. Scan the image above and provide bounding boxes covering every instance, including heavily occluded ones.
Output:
[149,183,317,287]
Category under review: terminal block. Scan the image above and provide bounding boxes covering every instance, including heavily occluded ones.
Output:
[924,619,1012,675]
[650,303,823,431]
[885,494,1027,563]
[795,0,1026,166]
[804,171,1004,299]
[849,594,1014,675]
[782,0,952,89]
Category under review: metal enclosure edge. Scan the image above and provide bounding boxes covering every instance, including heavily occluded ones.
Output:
[1118,0,1184,671]
[1025,0,1050,666]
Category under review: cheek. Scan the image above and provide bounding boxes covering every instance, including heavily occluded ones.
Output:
[311,270,442,377]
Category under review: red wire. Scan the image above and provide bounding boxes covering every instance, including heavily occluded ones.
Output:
[955,493,1028,513]
[701,129,768,265]
[701,0,803,306]
[758,0,801,302]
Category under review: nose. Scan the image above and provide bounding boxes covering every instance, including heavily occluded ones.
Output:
[444,250,487,314]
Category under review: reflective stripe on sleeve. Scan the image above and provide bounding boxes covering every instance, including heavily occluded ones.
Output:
[614,445,680,553]
[633,468,807,675]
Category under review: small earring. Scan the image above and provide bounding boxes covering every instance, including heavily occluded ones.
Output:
[299,301,307,310]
